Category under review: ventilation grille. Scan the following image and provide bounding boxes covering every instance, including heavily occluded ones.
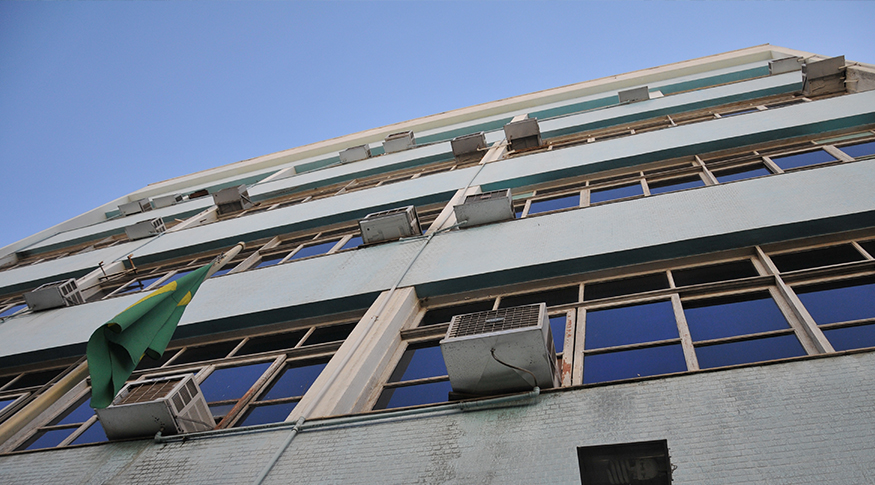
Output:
[116,378,183,405]
[447,304,542,339]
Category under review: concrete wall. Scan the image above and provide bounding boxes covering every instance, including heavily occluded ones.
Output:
[0,351,871,484]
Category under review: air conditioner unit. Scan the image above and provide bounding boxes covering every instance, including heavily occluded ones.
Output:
[618,86,651,104]
[151,194,183,209]
[383,131,416,154]
[213,185,254,215]
[503,118,541,152]
[339,144,372,164]
[451,132,487,162]
[358,205,421,245]
[118,198,153,216]
[440,303,559,396]
[95,374,216,440]
[453,189,514,228]
[23,279,85,311]
[124,217,166,240]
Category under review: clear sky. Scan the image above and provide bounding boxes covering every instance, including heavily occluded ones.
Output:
[1,1,873,249]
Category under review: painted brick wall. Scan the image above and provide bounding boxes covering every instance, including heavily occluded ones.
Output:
[2,351,873,484]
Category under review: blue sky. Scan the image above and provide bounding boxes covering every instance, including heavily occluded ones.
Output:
[2,1,874,249]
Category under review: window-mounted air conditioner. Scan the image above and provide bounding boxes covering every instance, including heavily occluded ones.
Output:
[503,118,541,152]
[618,86,651,104]
[339,144,372,164]
[95,374,215,440]
[118,198,153,216]
[440,303,559,396]
[23,278,85,311]
[451,132,487,163]
[213,185,254,215]
[151,194,183,209]
[124,217,166,241]
[383,131,416,154]
[453,189,514,228]
[358,205,421,245]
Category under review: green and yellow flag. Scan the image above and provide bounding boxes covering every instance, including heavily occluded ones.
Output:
[87,262,214,409]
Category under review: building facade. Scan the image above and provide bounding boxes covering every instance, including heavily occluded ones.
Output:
[1,45,874,483]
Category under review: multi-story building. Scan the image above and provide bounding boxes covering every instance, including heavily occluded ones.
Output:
[0,44,874,483]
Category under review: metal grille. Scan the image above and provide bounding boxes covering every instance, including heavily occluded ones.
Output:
[447,304,543,339]
[116,378,183,405]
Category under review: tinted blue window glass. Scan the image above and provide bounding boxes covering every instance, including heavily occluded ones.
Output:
[288,241,337,261]
[376,380,452,410]
[0,303,26,317]
[550,315,566,353]
[590,184,644,204]
[583,344,686,384]
[528,194,579,215]
[341,236,363,250]
[771,150,836,170]
[683,293,790,341]
[256,254,286,268]
[71,420,107,445]
[238,401,297,427]
[210,267,233,278]
[823,324,875,351]
[55,396,95,425]
[585,301,678,349]
[208,403,235,418]
[695,334,805,369]
[161,270,194,285]
[20,428,75,450]
[714,165,770,183]
[0,397,17,413]
[795,278,875,325]
[721,108,759,117]
[388,345,447,382]
[838,140,875,159]
[200,362,271,402]
[262,362,327,401]
[647,177,705,195]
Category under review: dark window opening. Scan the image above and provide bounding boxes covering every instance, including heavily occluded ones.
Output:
[770,244,864,273]
[720,108,759,117]
[114,275,163,295]
[682,292,789,341]
[5,368,63,390]
[577,439,672,485]
[771,149,836,171]
[647,176,705,195]
[590,183,644,204]
[170,341,239,366]
[858,240,875,259]
[303,322,357,345]
[135,348,180,371]
[584,273,670,301]
[712,164,771,183]
[672,260,758,287]
[237,330,309,356]
[499,286,579,308]
[528,194,580,215]
[420,300,496,326]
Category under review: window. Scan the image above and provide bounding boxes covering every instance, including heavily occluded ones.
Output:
[793,276,875,351]
[646,175,705,195]
[837,140,875,159]
[419,300,496,327]
[374,342,451,410]
[769,244,864,273]
[235,359,328,427]
[577,440,672,485]
[527,193,580,215]
[15,392,106,451]
[199,361,274,422]
[770,149,836,171]
[0,303,26,318]
[590,183,644,204]
[711,163,771,183]
[287,240,339,261]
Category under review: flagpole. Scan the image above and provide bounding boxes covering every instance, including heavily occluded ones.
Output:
[205,242,245,278]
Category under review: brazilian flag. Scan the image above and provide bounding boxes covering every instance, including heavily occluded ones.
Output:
[87,263,213,409]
